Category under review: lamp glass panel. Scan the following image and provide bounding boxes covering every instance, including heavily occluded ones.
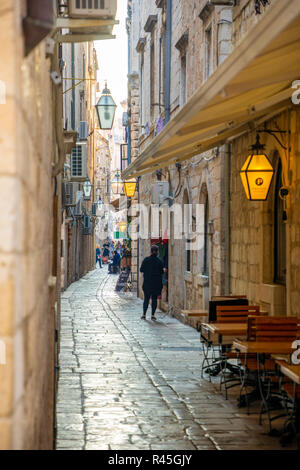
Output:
[119,223,127,232]
[240,171,250,200]
[247,154,273,171]
[247,171,274,200]
[124,181,137,198]
[83,181,92,198]
[111,178,123,194]
[96,95,117,130]
[241,155,252,172]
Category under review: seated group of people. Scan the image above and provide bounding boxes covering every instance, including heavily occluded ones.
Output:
[108,251,121,274]
[96,242,130,274]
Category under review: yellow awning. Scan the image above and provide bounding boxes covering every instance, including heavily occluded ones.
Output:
[122,0,300,179]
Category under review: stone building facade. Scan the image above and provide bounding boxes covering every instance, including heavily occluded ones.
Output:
[0,0,59,449]
[126,0,300,318]
[60,42,97,291]
[0,0,114,449]
[94,132,112,246]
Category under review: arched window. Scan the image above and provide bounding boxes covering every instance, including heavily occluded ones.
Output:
[203,194,210,276]
[183,191,191,272]
[274,159,286,285]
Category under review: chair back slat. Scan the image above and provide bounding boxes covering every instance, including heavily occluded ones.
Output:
[211,295,247,301]
[216,305,260,323]
[247,316,300,342]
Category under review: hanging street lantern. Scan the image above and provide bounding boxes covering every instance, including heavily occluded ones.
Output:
[82,179,93,200]
[119,222,127,233]
[240,134,274,201]
[95,81,117,130]
[123,179,137,198]
[96,188,103,210]
[111,171,123,195]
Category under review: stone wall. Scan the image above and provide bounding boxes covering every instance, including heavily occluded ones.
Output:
[0,1,57,449]
[128,0,298,319]
[230,109,300,317]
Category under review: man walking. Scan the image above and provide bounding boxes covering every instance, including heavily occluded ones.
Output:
[140,245,164,321]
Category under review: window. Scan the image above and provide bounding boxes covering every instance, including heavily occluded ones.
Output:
[205,25,213,80]
[274,160,286,284]
[180,55,187,106]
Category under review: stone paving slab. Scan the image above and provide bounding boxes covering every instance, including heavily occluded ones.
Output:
[56,268,294,451]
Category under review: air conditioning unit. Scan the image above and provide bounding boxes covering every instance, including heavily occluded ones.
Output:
[68,0,117,19]
[71,143,88,181]
[79,121,89,141]
[151,182,169,205]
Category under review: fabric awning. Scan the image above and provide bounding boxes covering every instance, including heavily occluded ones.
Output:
[122,0,300,179]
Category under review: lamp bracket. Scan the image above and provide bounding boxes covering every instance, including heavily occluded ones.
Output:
[256,129,290,151]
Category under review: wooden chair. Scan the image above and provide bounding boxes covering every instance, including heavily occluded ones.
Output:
[216,305,260,323]
[250,317,300,434]
[217,307,260,398]
[254,317,300,342]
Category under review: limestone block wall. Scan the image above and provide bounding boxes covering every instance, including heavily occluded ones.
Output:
[230,109,300,317]
[288,109,300,317]
[232,0,273,46]
[0,1,57,449]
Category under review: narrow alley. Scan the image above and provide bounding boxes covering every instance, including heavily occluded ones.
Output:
[56,268,286,451]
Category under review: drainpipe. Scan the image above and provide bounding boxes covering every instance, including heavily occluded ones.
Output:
[165,0,172,124]
[224,143,231,294]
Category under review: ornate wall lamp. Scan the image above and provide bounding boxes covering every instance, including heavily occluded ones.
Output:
[240,129,290,202]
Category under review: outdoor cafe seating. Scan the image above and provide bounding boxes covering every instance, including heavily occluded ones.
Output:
[199,302,300,448]
[200,296,249,379]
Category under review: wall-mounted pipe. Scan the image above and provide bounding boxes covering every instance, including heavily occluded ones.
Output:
[224,143,231,294]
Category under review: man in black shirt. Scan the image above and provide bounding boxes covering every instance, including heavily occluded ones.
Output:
[140,245,164,321]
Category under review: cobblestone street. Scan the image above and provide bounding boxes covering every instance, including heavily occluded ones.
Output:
[56,268,287,451]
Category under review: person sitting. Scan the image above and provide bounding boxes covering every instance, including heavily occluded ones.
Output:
[108,251,121,274]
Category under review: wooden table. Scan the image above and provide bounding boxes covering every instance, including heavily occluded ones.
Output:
[232,341,295,432]
[275,360,300,445]
[200,323,247,378]
[182,309,208,317]
[201,322,246,345]
[276,361,300,385]
[205,323,247,337]
[233,340,294,355]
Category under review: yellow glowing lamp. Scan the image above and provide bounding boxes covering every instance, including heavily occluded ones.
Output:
[119,222,127,232]
[240,135,274,201]
[123,179,137,198]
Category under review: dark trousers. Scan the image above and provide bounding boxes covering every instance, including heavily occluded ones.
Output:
[143,291,158,316]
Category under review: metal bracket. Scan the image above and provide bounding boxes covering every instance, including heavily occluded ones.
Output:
[257,129,290,151]
[62,77,96,95]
